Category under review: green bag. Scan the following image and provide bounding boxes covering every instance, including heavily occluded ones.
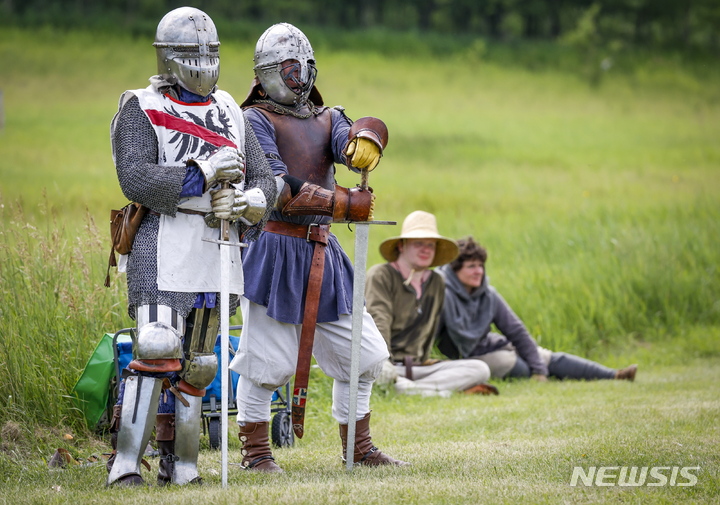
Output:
[71,333,116,428]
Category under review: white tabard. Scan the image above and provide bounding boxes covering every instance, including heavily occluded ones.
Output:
[111,84,246,295]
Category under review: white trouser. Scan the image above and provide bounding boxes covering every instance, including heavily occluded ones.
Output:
[230,298,389,424]
[394,359,491,397]
[478,344,553,379]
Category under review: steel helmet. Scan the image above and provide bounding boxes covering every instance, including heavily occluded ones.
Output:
[253,23,317,105]
[153,7,220,96]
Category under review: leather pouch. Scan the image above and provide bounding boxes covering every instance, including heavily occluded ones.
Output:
[105,202,147,287]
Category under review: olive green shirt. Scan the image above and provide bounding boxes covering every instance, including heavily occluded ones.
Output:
[365,263,445,364]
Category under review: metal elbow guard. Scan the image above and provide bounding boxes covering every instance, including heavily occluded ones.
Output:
[129,322,183,373]
[180,352,218,391]
[238,187,268,226]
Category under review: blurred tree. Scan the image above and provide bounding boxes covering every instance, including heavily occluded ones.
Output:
[1,0,718,51]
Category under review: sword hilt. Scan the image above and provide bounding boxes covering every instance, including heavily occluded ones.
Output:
[220,181,230,242]
[360,168,369,191]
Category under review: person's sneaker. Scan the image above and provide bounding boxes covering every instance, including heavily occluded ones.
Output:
[463,383,500,395]
[615,364,638,381]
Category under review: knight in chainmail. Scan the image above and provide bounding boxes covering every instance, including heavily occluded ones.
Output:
[227,23,409,472]
[117,98,274,319]
[105,7,275,487]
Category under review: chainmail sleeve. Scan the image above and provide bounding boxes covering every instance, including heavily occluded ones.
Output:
[239,116,276,242]
[113,96,186,216]
[114,95,197,319]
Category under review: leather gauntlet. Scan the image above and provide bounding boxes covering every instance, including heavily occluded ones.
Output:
[278,182,374,222]
[348,117,389,154]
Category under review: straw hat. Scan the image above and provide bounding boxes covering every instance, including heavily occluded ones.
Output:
[379,211,459,267]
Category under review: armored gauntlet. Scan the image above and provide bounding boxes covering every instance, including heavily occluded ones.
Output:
[187,146,245,190]
[210,185,267,224]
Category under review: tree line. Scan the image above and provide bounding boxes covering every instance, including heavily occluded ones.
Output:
[3,0,719,50]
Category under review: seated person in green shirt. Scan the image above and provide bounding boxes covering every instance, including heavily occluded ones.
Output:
[365,211,499,396]
[436,237,638,382]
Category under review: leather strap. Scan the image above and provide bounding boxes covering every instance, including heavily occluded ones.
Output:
[147,208,207,217]
[263,220,330,245]
[264,220,330,438]
[403,356,414,381]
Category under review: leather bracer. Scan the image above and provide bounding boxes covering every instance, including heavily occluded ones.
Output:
[278,182,374,222]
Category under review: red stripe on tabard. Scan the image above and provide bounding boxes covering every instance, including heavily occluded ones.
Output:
[145,109,237,149]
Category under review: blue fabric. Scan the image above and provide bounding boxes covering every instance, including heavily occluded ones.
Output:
[193,292,216,309]
[241,106,357,324]
[242,230,354,324]
[157,387,176,414]
[176,86,211,104]
[180,166,205,197]
[117,341,133,372]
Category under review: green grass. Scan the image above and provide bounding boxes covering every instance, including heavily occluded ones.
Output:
[1,361,719,504]
[0,26,719,503]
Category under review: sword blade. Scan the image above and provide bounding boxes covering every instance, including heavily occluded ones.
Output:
[220,214,230,487]
[346,221,370,470]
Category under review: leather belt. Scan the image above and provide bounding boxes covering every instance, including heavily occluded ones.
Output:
[263,220,330,245]
[148,208,207,217]
[263,220,330,439]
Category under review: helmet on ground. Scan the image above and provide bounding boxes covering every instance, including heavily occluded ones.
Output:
[253,23,317,105]
[153,7,220,96]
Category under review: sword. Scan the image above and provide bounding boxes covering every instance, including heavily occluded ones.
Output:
[203,181,247,487]
[219,201,231,488]
[345,168,395,470]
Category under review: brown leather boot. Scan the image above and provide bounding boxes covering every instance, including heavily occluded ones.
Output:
[615,364,638,381]
[339,413,410,467]
[238,422,283,473]
[156,413,175,486]
[463,383,500,395]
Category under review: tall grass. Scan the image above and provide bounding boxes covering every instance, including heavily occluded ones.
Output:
[0,27,719,450]
[0,197,128,432]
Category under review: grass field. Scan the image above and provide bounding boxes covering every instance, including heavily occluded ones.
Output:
[1,361,718,504]
[0,26,719,503]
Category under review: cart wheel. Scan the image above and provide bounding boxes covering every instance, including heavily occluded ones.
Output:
[208,417,221,450]
[271,411,294,448]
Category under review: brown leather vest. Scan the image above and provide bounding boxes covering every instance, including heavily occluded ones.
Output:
[247,103,336,190]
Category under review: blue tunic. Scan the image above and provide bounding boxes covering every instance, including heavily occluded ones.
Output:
[241,106,357,324]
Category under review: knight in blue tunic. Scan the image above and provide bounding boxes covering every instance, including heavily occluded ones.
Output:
[229,23,409,471]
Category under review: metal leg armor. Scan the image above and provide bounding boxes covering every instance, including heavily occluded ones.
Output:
[154,305,219,485]
[106,375,162,486]
[171,394,204,485]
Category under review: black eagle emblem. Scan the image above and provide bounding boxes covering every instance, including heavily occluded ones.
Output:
[165,105,237,162]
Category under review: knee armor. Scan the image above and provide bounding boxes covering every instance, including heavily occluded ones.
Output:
[129,321,183,373]
[179,306,219,391]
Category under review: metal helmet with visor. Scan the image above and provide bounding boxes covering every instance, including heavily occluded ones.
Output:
[253,23,317,105]
[153,7,220,97]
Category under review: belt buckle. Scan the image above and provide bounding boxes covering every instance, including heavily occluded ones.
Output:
[306,223,319,242]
